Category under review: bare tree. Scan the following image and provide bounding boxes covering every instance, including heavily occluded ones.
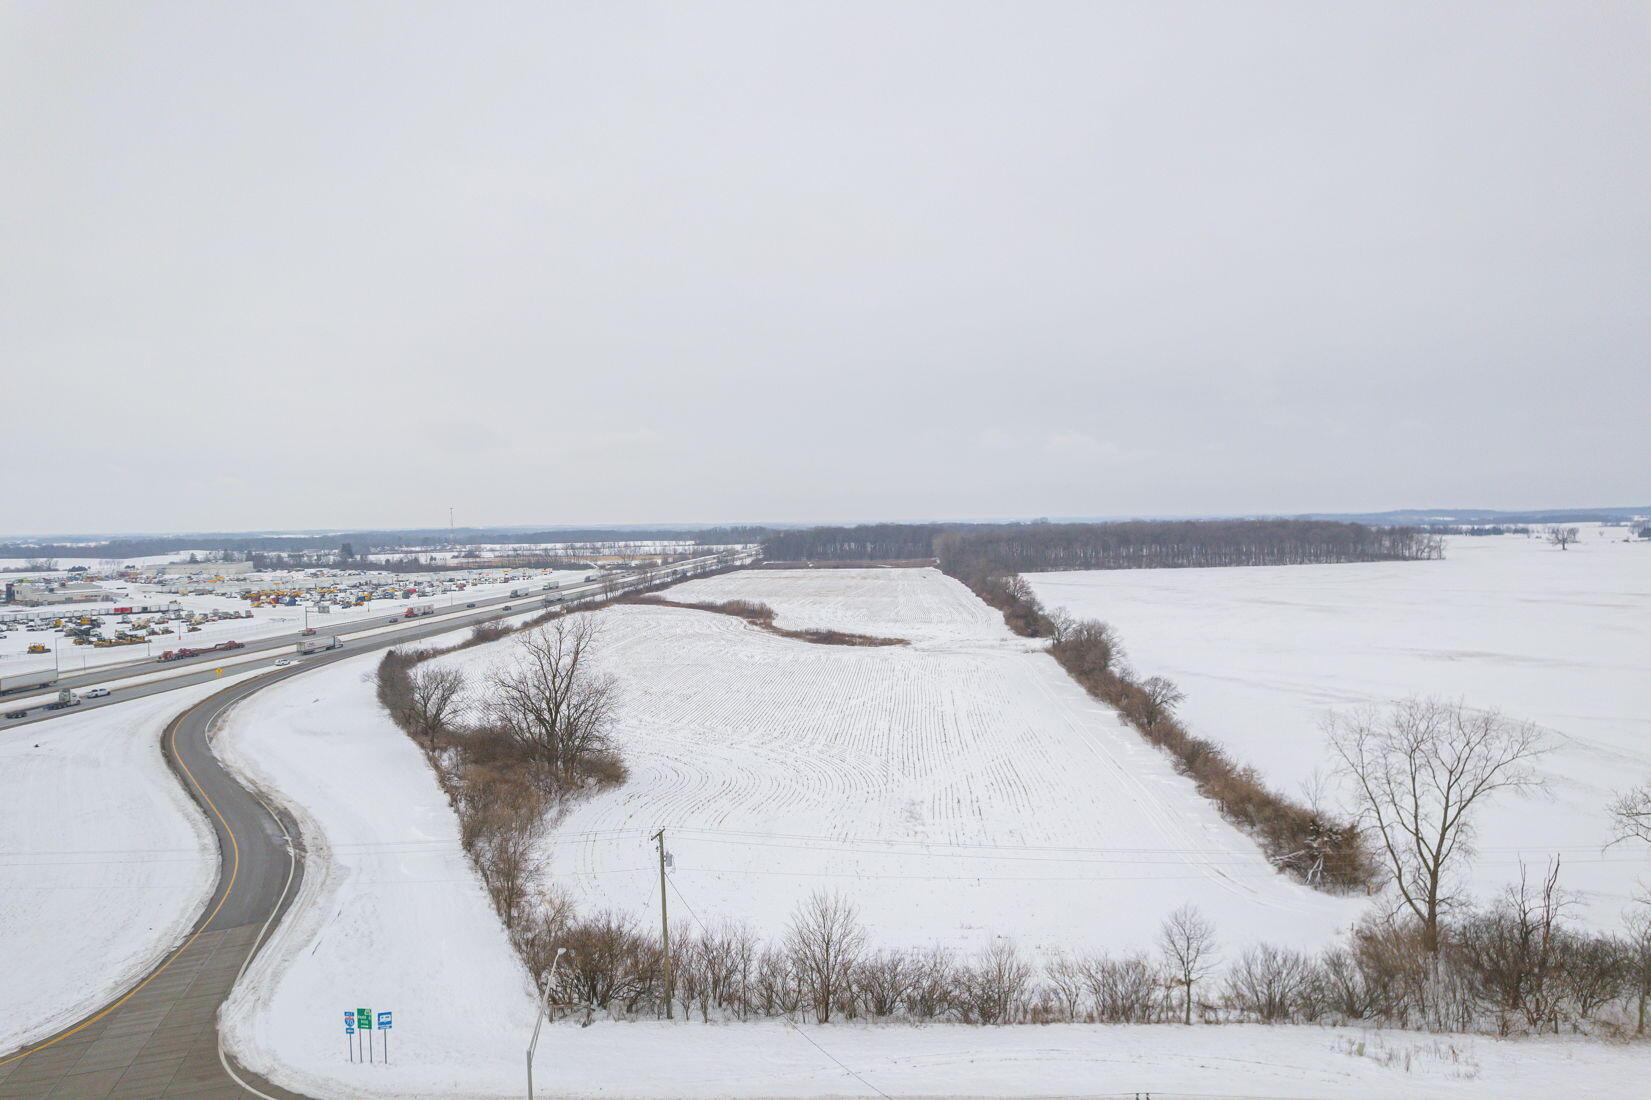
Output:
[1139,676,1186,728]
[1055,619,1124,679]
[956,939,1031,1024]
[1160,903,1218,1024]
[1608,782,1651,846]
[484,616,619,790]
[1080,952,1160,1023]
[465,785,546,928]
[1453,859,1571,1034]
[856,949,917,1018]
[1546,525,1580,551]
[1329,699,1545,955]
[1042,951,1086,1021]
[1223,943,1317,1023]
[904,945,955,1019]
[400,664,467,748]
[1624,900,1651,1035]
[785,890,865,1024]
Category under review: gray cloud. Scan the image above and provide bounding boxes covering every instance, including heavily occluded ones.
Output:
[3,1,1647,534]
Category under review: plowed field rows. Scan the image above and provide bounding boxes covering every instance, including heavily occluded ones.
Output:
[442,569,1363,954]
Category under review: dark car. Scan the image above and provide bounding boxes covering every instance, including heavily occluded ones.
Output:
[466,602,476,608]
[4,710,27,720]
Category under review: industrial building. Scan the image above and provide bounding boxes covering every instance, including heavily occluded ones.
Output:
[4,581,112,606]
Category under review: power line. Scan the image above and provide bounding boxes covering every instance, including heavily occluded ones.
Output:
[665,870,893,1100]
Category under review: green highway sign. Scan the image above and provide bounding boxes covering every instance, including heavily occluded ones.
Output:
[356,1008,372,1029]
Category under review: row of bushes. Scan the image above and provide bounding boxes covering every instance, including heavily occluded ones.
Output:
[629,595,909,647]
[938,557,1375,890]
[515,886,1651,1039]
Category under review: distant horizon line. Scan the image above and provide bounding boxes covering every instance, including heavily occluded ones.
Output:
[5,504,1648,544]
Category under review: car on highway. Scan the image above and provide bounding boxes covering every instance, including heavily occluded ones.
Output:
[274,658,297,668]
[84,687,110,698]
[4,710,26,720]
[466,602,476,608]
[502,604,512,610]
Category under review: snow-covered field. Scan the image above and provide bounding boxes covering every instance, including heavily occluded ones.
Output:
[666,565,1006,645]
[437,568,1365,960]
[0,679,239,1053]
[216,644,542,1097]
[1025,528,1651,927]
[208,573,1650,1098]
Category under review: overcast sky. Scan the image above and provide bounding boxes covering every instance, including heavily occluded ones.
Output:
[3,2,1647,535]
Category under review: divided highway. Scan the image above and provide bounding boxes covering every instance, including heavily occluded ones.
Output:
[0,573,607,729]
[0,554,748,1098]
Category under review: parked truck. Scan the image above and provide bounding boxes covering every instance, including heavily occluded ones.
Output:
[297,636,343,655]
[0,669,58,695]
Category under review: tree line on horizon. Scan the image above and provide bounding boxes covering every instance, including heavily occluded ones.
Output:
[763,519,1444,571]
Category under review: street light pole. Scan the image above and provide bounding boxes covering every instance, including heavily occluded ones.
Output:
[527,946,569,1100]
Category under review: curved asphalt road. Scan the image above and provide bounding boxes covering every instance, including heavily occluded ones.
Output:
[0,553,753,1098]
[0,666,313,1099]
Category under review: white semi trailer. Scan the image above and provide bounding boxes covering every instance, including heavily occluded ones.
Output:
[0,669,58,695]
[297,636,344,655]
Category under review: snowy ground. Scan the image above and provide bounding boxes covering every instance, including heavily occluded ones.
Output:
[524,1018,1647,1099]
[215,643,543,1098]
[0,679,242,1053]
[209,580,1649,1098]
[1024,528,1651,927]
[436,568,1365,960]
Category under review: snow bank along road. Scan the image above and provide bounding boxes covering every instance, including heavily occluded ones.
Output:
[0,557,736,1098]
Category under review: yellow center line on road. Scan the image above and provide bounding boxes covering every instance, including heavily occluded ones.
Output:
[0,688,245,1068]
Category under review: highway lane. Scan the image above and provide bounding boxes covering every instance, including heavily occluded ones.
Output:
[0,552,749,1098]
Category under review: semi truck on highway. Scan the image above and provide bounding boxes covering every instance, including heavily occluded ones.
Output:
[402,604,435,619]
[45,689,80,711]
[297,636,344,655]
[0,669,58,695]
[157,640,245,662]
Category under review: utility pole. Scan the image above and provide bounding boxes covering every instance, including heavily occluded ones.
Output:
[654,828,672,1018]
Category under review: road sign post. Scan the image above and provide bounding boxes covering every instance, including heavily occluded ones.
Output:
[357,1008,373,1063]
[344,1011,355,1062]
[378,1011,392,1062]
